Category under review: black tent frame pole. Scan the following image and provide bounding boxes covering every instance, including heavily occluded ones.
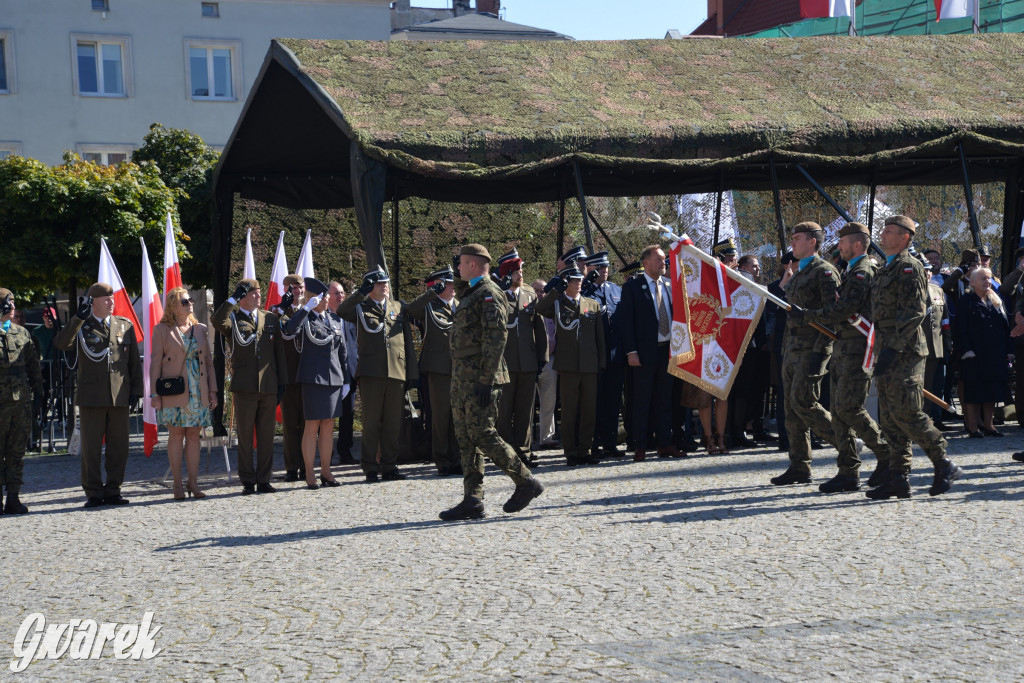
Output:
[392,192,400,300]
[585,210,629,267]
[795,164,886,260]
[572,161,596,253]
[713,174,724,245]
[557,197,566,256]
[958,143,983,249]
[1000,164,1023,279]
[867,182,877,231]
[769,157,787,254]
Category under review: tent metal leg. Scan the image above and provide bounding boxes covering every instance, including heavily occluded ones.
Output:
[958,143,983,250]
[769,157,787,255]
[796,163,886,260]
[572,162,595,253]
[585,210,629,267]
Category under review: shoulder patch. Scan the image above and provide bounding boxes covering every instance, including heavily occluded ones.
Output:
[903,267,914,274]
[855,273,865,279]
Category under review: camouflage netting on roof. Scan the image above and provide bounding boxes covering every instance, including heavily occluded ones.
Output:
[276,34,1024,177]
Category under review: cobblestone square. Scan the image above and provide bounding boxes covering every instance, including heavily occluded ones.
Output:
[3,429,1022,681]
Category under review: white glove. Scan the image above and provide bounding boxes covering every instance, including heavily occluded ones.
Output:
[341,383,351,401]
[961,350,976,360]
[303,295,322,311]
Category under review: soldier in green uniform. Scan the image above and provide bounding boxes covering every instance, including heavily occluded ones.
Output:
[495,249,548,468]
[55,283,144,507]
[0,289,43,514]
[338,267,417,483]
[439,244,544,521]
[867,215,963,499]
[793,223,890,492]
[405,266,460,476]
[771,221,841,486]
[536,264,606,466]
[274,274,306,482]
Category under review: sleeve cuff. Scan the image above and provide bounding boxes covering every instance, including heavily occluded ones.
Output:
[227,297,237,305]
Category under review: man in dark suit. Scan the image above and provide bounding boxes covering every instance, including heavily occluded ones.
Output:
[616,245,686,461]
[212,278,287,495]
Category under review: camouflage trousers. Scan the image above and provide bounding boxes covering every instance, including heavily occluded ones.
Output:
[830,338,889,476]
[782,337,835,474]
[451,378,531,500]
[875,353,946,473]
[0,399,32,492]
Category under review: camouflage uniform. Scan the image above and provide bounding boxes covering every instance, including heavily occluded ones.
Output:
[806,255,890,476]
[783,254,840,474]
[451,275,532,500]
[870,247,947,473]
[1,323,43,499]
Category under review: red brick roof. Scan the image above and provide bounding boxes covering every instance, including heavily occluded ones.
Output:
[690,0,805,37]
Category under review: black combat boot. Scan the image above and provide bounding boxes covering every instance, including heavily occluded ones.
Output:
[770,467,811,486]
[865,470,911,500]
[866,460,890,488]
[4,491,28,514]
[439,496,485,521]
[502,478,545,513]
[1013,452,1024,463]
[929,458,963,496]
[818,474,860,493]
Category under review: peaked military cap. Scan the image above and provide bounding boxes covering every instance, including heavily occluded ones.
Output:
[460,243,492,262]
[496,248,520,265]
[362,267,390,284]
[583,251,610,267]
[425,266,454,283]
[884,215,917,235]
[838,222,870,238]
[558,265,584,280]
[619,261,643,277]
[559,245,587,265]
[303,277,329,297]
[959,248,979,265]
[87,282,115,297]
[979,244,992,257]
[712,238,738,258]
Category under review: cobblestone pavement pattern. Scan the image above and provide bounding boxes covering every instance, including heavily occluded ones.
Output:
[2,427,1023,681]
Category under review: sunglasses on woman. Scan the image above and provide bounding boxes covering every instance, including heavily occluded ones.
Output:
[180,298,194,306]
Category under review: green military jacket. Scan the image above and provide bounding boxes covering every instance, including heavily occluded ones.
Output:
[536,290,606,374]
[54,315,143,407]
[337,293,417,381]
[211,302,287,393]
[276,304,303,384]
[502,286,548,374]
[784,254,840,354]
[870,247,928,356]
[0,324,43,403]
[451,276,510,385]
[807,255,876,341]
[405,289,457,376]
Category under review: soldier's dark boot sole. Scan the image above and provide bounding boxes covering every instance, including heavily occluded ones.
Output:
[818,475,860,493]
[929,459,963,496]
[439,497,486,521]
[503,478,544,513]
[866,461,891,488]
[865,481,911,500]
[770,469,811,486]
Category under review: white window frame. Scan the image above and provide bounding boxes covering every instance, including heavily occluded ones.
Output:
[0,29,16,94]
[76,143,135,166]
[70,33,133,98]
[183,38,240,101]
[0,142,22,159]
[201,3,220,18]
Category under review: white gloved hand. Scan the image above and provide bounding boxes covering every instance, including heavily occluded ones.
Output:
[961,350,977,360]
[303,295,322,311]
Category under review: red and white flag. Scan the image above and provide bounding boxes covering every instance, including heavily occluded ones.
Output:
[800,0,853,18]
[296,229,315,279]
[667,235,766,400]
[163,212,182,303]
[264,231,289,311]
[935,0,975,19]
[140,238,163,457]
[243,228,257,281]
[98,239,143,342]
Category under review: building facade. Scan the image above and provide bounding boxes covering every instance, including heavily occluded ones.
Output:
[0,0,391,164]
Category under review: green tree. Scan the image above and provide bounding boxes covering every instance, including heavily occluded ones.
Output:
[0,153,179,299]
[132,123,220,287]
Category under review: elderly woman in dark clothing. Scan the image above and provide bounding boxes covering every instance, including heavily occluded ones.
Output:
[283,278,352,489]
[954,267,1013,437]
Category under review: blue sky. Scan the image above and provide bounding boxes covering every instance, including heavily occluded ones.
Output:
[414,1,711,40]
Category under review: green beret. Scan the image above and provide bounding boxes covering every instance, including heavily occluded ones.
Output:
[460,243,492,262]
[283,274,303,287]
[791,221,822,234]
[838,222,870,238]
[884,215,916,235]
[235,278,258,292]
[87,282,114,297]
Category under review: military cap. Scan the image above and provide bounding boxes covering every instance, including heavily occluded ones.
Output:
[791,221,823,235]
[712,238,738,258]
[303,277,329,297]
[498,257,523,279]
[87,282,115,297]
[559,245,587,265]
[619,261,643,277]
[884,215,917,235]
[496,248,520,266]
[460,243,492,262]
[838,222,870,238]
[425,266,454,283]
[362,267,390,284]
[283,273,303,287]
[979,244,992,257]
[959,248,979,265]
[0,288,11,302]
[583,251,611,267]
[916,253,932,271]
[558,265,585,280]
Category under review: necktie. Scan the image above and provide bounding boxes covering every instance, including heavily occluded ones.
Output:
[657,280,670,337]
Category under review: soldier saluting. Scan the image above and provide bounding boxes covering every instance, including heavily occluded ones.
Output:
[0,288,43,514]
[439,244,544,521]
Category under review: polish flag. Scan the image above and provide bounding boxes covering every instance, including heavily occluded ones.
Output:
[296,229,315,279]
[800,0,853,17]
[140,238,163,457]
[264,231,289,311]
[163,212,183,303]
[243,228,257,281]
[98,239,143,343]
[935,0,973,19]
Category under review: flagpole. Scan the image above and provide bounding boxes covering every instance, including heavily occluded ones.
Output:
[973,0,981,33]
[849,0,857,36]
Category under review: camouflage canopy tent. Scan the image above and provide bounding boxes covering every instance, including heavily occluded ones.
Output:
[212,34,1024,305]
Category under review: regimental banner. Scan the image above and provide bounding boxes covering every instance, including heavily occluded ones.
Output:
[667,235,766,400]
